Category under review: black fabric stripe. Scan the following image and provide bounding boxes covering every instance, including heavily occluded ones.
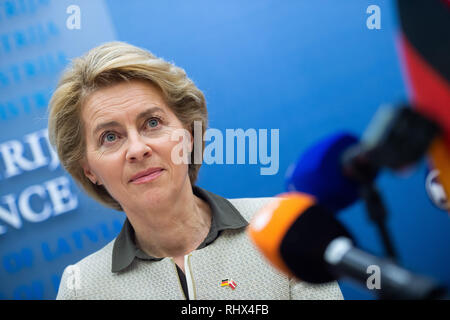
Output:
[396,0,450,82]
[176,265,189,300]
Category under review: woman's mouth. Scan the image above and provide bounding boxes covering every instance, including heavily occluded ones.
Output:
[129,168,164,184]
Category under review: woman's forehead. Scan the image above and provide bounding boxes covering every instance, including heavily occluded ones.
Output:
[82,81,172,126]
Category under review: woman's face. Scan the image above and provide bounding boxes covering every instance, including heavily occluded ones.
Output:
[81,80,193,213]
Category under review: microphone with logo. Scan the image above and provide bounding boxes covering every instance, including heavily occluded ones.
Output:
[247,193,446,299]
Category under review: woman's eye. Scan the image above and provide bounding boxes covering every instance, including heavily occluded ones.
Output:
[147,118,160,128]
[103,132,117,143]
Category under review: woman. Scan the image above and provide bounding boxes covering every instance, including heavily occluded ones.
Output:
[49,41,343,300]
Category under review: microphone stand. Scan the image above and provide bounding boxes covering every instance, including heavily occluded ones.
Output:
[342,145,398,261]
[351,106,440,261]
[340,105,444,297]
[360,183,397,261]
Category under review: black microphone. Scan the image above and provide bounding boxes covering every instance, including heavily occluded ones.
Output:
[324,236,445,299]
[285,106,441,260]
[247,192,446,299]
[286,106,440,206]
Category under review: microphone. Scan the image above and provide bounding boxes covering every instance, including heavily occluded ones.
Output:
[285,132,362,212]
[285,106,440,212]
[324,237,446,300]
[285,106,441,259]
[247,193,446,299]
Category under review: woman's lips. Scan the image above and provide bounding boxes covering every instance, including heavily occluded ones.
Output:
[130,169,164,184]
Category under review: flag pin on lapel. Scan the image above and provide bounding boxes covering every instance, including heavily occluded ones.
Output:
[220,278,237,290]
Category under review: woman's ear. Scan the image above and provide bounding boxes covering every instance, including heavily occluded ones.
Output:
[189,130,194,153]
[81,160,101,185]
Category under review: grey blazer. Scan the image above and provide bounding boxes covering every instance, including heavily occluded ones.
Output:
[56,197,343,300]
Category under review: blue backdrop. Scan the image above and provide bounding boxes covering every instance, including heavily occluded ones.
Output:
[0,0,448,300]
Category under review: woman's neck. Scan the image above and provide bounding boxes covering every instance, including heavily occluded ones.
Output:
[126,182,212,260]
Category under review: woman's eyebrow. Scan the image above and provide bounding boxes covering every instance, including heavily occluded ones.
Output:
[93,120,121,136]
[136,106,166,122]
[92,107,167,136]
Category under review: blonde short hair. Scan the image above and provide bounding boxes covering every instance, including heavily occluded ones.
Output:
[48,41,208,211]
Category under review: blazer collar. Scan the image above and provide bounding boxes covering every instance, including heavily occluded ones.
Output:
[111,185,248,273]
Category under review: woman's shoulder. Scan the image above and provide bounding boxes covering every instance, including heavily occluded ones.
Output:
[226,196,277,222]
[56,239,115,299]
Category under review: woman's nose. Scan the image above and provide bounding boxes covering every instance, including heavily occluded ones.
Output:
[125,134,152,162]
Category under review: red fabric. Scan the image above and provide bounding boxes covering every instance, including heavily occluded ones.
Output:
[397,33,450,151]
